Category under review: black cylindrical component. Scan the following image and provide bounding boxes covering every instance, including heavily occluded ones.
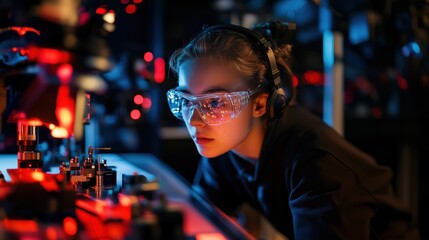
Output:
[17,122,42,169]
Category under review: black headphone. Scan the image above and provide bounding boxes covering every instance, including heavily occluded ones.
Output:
[202,23,293,120]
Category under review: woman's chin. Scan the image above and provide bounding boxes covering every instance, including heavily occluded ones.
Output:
[197,148,225,159]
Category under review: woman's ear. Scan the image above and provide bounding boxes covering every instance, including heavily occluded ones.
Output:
[252,93,268,117]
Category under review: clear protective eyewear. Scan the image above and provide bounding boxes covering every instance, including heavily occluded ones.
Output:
[166,84,266,126]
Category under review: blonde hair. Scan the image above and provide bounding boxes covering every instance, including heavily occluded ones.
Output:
[169,27,293,90]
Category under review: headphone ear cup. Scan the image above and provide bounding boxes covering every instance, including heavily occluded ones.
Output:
[267,88,287,119]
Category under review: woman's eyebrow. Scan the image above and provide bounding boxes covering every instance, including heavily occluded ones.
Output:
[175,86,230,95]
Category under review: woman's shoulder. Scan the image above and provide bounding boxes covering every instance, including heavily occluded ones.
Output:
[270,105,379,170]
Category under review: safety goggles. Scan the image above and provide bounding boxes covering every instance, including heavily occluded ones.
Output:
[166,84,266,126]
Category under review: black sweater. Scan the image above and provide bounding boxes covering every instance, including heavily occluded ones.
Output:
[193,105,419,239]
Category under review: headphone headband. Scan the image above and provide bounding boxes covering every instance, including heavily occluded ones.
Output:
[203,24,282,91]
[202,24,290,120]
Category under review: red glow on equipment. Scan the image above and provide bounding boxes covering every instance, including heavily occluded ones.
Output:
[134,0,143,3]
[154,57,165,83]
[96,7,107,15]
[133,94,144,105]
[303,70,324,85]
[144,52,154,62]
[19,48,27,56]
[125,4,137,14]
[19,118,43,126]
[46,226,58,240]
[58,107,73,127]
[119,194,133,207]
[130,109,141,120]
[27,46,71,64]
[57,63,73,84]
[143,98,152,109]
[292,75,299,87]
[63,217,78,236]
[196,233,227,240]
[55,86,75,136]
[32,172,45,181]
[39,48,68,64]
[121,0,130,4]
[9,26,40,36]
[51,126,69,138]
[4,219,39,233]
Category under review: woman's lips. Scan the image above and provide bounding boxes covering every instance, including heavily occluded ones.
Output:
[195,137,214,144]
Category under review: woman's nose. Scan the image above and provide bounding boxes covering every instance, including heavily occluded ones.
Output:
[188,106,206,127]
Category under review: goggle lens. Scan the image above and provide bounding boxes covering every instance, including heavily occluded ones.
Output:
[166,90,250,126]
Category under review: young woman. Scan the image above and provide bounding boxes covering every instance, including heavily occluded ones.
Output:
[166,21,419,239]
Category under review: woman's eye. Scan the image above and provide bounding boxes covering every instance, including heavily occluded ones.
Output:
[209,98,223,108]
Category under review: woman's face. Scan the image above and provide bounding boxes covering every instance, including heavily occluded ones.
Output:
[177,59,259,158]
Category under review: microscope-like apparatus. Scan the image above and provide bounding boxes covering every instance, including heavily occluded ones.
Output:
[0,1,252,239]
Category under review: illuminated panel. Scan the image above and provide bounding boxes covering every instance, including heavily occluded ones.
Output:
[154,57,165,83]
